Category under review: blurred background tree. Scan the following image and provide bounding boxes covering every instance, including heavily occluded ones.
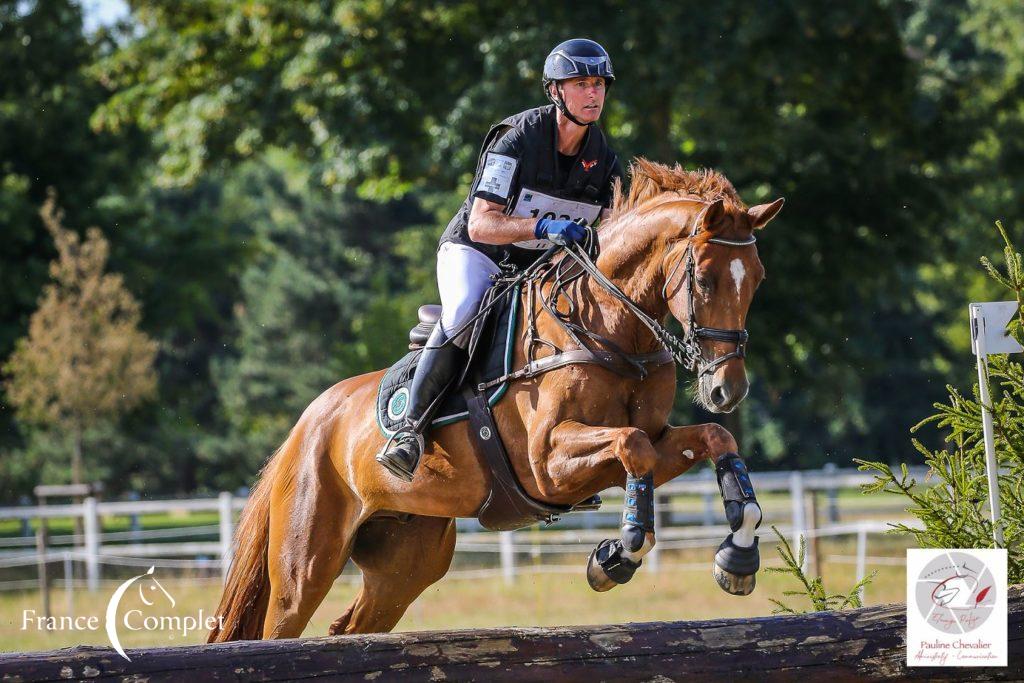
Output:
[3,192,157,487]
[1,0,1022,499]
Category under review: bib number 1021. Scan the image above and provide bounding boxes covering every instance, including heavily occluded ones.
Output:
[528,208,588,226]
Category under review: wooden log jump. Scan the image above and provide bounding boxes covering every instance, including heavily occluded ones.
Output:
[2,588,1020,682]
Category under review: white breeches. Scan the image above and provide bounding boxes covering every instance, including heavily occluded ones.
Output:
[436,242,502,346]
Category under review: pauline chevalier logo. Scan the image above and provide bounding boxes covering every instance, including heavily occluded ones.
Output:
[906,549,1008,667]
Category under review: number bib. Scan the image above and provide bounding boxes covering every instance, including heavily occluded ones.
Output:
[510,187,603,250]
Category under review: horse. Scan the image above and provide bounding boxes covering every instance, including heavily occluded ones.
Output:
[208,159,784,641]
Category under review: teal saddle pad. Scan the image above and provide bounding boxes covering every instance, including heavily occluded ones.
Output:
[375,287,519,437]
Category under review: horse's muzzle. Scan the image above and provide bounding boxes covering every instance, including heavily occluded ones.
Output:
[708,378,749,413]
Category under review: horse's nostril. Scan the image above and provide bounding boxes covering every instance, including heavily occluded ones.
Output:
[710,385,728,407]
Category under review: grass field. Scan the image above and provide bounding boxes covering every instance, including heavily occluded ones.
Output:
[0,536,912,653]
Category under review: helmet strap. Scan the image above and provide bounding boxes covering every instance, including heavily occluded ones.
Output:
[550,81,588,128]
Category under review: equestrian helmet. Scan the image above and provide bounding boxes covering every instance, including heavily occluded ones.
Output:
[542,39,615,87]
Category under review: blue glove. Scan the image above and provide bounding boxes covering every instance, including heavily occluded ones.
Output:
[535,218,586,246]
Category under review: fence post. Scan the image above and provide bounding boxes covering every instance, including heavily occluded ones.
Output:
[218,492,234,582]
[702,468,716,526]
[128,491,142,541]
[63,551,74,618]
[649,497,662,573]
[789,471,807,573]
[808,490,821,579]
[856,522,868,604]
[824,462,839,522]
[36,523,50,619]
[83,496,100,591]
[19,495,32,537]
[500,531,515,585]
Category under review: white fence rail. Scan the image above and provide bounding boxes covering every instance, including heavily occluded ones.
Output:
[0,465,927,596]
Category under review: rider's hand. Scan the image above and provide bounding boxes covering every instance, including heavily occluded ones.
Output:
[535,218,587,246]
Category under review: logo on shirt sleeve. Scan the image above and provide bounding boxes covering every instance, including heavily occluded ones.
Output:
[477,153,517,200]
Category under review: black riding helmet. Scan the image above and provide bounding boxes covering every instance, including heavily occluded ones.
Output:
[542,38,615,126]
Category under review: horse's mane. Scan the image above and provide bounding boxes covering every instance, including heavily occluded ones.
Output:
[609,158,746,220]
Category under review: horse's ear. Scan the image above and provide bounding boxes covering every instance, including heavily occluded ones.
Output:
[699,199,726,231]
[747,197,785,230]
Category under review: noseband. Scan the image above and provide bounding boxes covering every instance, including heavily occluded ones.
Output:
[662,226,757,377]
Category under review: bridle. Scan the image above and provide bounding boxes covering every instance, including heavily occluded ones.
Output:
[437,209,758,388]
[660,220,756,377]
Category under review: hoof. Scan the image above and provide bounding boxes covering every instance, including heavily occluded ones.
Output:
[713,564,757,596]
[713,533,759,596]
[587,548,618,592]
[586,539,640,592]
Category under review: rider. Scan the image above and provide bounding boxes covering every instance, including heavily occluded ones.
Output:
[377,38,624,482]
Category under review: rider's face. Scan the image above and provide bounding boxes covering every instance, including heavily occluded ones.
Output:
[556,77,606,124]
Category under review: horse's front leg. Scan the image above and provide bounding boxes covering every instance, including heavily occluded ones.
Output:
[651,424,762,596]
[543,421,660,593]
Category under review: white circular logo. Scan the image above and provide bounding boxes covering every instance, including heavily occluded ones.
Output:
[479,426,492,440]
[914,551,996,634]
[387,388,410,421]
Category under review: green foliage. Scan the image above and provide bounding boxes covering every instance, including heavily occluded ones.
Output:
[6,1,1024,496]
[765,526,876,614]
[857,222,1024,583]
[195,151,436,485]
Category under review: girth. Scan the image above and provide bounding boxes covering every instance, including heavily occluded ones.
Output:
[466,327,671,530]
[464,383,601,531]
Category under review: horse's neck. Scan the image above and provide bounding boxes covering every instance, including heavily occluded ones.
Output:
[532,224,666,356]
[591,212,671,327]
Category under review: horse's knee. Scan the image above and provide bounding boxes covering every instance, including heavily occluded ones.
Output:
[615,427,657,474]
[703,423,738,457]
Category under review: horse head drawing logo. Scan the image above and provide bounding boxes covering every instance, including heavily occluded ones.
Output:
[105,566,175,661]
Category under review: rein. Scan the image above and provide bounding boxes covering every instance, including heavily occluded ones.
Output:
[448,211,757,392]
[531,216,756,381]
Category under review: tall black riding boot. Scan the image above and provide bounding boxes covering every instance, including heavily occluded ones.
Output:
[376,325,463,482]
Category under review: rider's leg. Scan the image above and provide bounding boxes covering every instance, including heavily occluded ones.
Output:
[376,243,500,481]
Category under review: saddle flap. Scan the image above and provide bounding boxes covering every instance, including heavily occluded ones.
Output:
[379,285,520,437]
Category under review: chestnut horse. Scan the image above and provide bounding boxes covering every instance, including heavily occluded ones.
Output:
[209,160,783,641]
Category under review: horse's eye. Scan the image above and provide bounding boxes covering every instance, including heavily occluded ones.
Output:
[696,276,711,292]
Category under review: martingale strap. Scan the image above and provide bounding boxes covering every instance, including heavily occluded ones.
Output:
[477,348,673,391]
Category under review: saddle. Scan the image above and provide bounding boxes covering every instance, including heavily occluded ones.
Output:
[375,282,601,531]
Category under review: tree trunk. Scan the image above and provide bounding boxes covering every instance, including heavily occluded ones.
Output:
[71,422,84,543]
[3,588,1020,681]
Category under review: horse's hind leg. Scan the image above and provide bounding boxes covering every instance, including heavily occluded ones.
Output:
[329,514,456,635]
[263,443,362,639]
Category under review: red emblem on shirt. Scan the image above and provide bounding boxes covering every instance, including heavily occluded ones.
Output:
[580,159,598,172]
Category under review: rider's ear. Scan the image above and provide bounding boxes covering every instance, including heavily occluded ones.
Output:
[699,199,726,231]
[747,198,785,230]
